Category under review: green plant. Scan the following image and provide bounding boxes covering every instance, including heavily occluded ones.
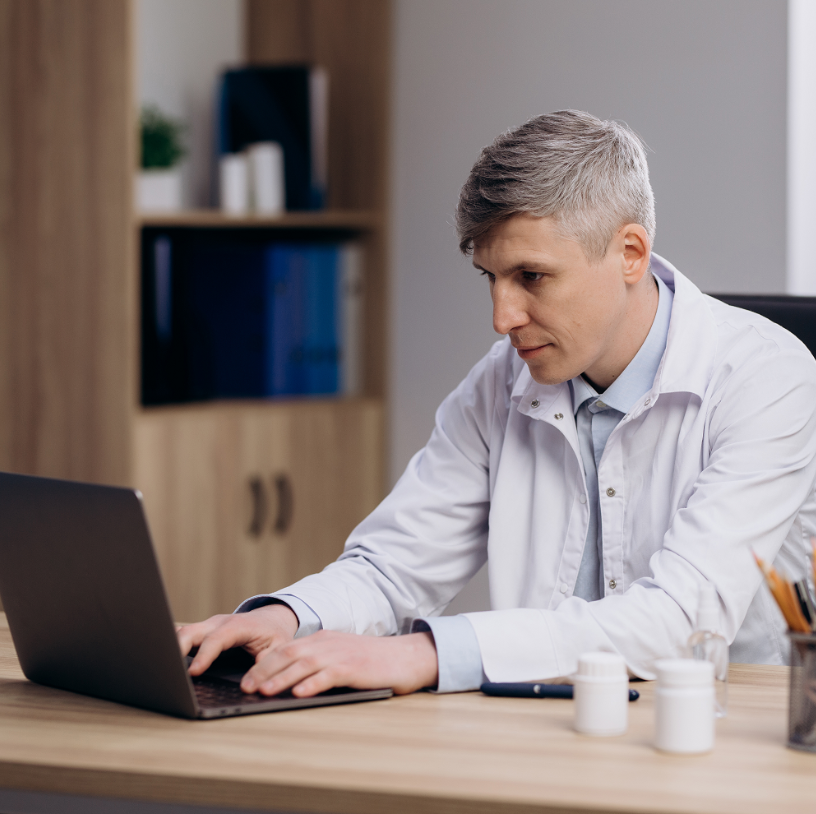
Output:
[140,105,186,170]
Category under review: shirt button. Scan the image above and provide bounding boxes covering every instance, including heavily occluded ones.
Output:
[560,583,568,593]
[609,579,618,590]
[606,487,616,497]
[644,398,651,407]
[531,399,540,408]
[579,494,587,504]
[554,412,563,420]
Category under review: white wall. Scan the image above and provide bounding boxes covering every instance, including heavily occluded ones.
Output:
[389,0,788,612]
[788,0,816,294]
[136,0,243,207]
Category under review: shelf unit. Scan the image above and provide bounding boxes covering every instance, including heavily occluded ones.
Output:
[0,0,392,620]
[138,210,383,230]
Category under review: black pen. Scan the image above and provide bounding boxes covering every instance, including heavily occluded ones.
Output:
[481,682,639,701]
[794,579,816,631]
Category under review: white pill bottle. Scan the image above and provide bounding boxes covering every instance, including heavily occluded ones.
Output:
[573,652,629,736]
[654,659,715,754]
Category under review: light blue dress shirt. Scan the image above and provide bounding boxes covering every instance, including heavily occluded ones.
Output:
[242,273,673,693]
[571,273,673,601]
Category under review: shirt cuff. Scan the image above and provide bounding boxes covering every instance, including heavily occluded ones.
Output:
[411,615,486,693]
[233,593,324,639]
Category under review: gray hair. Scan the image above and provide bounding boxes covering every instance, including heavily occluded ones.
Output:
[456,110,656,262]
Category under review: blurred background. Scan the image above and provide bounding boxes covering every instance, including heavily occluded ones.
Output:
[137,0,816,473]
[1,0,813,617]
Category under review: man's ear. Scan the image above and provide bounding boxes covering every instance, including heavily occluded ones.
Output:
[618,224,651,286]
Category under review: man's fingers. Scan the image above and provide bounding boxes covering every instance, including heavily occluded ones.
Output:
[176,615,231,657]
[241,641,325,695]
[240,648,299,693]
[177,606,301,680]
[187,624,250,675]
[177,614,256,675]
[257,660,319,696]
[291,669,338,698]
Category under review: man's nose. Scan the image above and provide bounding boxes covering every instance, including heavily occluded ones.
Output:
[492,282,529,335]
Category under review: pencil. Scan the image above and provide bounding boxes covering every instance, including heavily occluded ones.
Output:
[753,552,811,634]
[811,537,816,595]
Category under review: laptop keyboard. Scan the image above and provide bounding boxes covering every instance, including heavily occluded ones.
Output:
[193,675,282,708]
[193,675,364,709]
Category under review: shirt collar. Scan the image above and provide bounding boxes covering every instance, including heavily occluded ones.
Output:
[569,272,674,415]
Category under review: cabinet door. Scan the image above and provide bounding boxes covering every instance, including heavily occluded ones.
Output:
[133,400,384,623]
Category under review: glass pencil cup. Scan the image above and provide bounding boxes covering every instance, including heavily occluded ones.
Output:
[787,632,816,753]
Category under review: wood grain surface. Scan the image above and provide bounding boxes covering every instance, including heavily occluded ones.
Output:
[134,399,385,622]
[0,616,813,814]
[137,210,382,230]
[0,0,135,486]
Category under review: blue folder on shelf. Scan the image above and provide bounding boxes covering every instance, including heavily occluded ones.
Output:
[158,239,346,402]
[303,245,340,395]
[266,244,305,396]
[265,243,341,396]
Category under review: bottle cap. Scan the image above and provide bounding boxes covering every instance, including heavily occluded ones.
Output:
[697,582,721,634]
[577,651,626,678]
[655,658,714,687]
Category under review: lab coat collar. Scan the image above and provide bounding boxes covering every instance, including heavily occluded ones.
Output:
[649,253,718,400]
[511,368,559,409]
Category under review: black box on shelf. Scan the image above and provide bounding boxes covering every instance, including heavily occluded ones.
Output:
[218,65,328,211]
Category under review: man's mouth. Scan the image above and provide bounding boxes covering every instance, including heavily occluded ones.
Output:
[514,344,550,361]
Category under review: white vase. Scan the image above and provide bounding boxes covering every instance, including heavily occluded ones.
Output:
[137,169,183,212]
[219,154,250,215]
[247,142,285,215]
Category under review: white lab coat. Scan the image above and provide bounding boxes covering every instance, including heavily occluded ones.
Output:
[280,255,816,681]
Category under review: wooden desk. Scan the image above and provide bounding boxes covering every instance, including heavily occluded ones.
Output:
[0,615,813,814]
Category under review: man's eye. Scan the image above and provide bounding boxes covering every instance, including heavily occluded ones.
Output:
[480,271,495,282]
[522,272,543,282]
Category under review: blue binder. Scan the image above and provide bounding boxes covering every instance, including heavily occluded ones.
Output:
[264,243,340,396]
[266,244,307,395]
[303,245,340,394]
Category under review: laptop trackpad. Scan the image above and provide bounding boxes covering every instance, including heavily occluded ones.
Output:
[186,647,256,685]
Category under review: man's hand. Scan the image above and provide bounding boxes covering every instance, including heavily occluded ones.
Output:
[177,603,299,676]
[177,604,440,697]
[239,630,438,697]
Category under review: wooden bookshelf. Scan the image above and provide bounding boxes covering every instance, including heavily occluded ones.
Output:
[138,209,383,230]
[0,0,136,489]
[0,0,392,620]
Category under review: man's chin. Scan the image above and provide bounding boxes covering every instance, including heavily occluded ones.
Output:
[525,362,575,387]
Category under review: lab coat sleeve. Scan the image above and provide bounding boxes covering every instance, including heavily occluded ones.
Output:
[464,344,816,682]
[235,593,324,638]
[250,340,510,636]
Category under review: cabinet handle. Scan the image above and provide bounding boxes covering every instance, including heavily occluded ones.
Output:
[272,473,293,535]
[247,475,268,538]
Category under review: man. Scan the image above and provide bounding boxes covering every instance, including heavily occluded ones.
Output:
[179,110,816,698]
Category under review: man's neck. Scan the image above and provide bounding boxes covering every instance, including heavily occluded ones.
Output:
[584,273,660,390]
[581,372,606,394]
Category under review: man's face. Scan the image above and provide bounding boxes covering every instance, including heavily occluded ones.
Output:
[473,214,636,388]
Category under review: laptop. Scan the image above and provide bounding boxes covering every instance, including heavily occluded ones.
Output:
[0,471,392,718]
